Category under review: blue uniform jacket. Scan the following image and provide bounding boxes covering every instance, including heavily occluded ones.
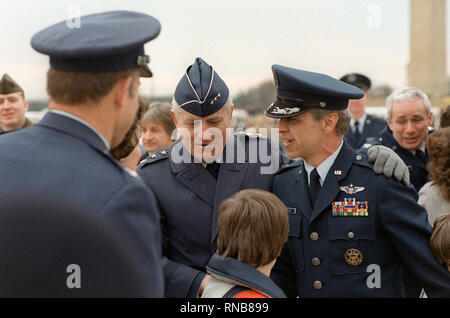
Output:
[359,127,429,192]
[137,133,289,298]
[0,112,164,297]
[271,141,450,298]
[344,113,387,151]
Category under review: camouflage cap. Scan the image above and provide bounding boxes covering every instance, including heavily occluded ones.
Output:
[0,74,24,95]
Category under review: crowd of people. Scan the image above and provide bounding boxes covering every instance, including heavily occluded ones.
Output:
[0,10,449,298]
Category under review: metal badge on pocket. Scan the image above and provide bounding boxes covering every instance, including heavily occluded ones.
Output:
[345,248,363,266]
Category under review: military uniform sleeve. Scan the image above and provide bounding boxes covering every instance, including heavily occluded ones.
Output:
[377,177,450,297]
[101,180,165,297]
[137,166,205,298]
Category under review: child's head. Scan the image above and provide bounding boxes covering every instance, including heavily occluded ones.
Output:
[217,189,289,268]
[430,213,450,271]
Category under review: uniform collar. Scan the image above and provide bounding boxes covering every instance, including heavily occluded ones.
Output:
[37,111,110,153]
[49,110,110,150]
[304,140,344,186]
[350,112,367,133]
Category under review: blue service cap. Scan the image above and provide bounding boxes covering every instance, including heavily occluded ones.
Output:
[31,11,161,77]
[174,57,229,117]
[265,65,364,118]
[340,73,371,91]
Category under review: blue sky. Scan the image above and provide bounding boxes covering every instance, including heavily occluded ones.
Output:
[0,0,448,99]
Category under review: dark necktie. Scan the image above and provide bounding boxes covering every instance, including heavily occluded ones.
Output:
[415,149,427,165]
[354,120,361,144]
[206,162,220,180]
[309,168,321,207]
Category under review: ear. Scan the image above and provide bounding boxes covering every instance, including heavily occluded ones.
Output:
[24,100,29,112]
[387,116,393,131]
[323,112,338,134]
[113,76,132,110]
[428,111,434,126]
[171,110,178,126]
[229,104,234,120]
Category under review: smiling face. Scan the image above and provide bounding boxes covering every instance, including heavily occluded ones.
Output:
[388,98,433,151]
[0,92,29,131]
[172,105,233,162]
[141,120,173,153]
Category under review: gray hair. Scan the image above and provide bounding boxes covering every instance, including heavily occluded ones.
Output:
[171,95,234,119]
[386,87,431,118]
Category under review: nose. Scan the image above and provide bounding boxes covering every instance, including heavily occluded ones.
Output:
[277,119,288,133]
[142,130,152,142]
[194,120,212,140]
[404,121,416,134]
[0,100,11,110]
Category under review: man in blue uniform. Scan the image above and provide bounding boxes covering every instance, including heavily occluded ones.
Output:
[339,73,386,150]
[0,11,164,297]
[360,87,433,192]
[138,58,410,298]
[267,65,450,297]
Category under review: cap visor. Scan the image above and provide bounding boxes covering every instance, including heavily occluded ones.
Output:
[139,65,153,77]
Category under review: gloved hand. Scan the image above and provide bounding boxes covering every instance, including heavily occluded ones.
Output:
[367,145,410,186]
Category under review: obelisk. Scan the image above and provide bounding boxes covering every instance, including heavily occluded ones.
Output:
[408,0,447,103]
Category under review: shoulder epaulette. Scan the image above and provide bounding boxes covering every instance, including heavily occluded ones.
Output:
[138,149,169,168]
[278,158,303,173]
[353,153,372,169]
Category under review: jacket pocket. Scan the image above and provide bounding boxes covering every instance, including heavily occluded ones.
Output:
[328,218,375,275]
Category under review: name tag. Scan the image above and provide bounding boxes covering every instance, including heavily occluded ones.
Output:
[287,207,297,215]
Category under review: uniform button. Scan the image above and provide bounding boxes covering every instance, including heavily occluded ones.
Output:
[313,280,322,290]
[312,257,321,266]
[310,232,319,241]
[347,231,355,239]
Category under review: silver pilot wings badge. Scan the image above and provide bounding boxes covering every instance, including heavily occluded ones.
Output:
[339,184,365,195]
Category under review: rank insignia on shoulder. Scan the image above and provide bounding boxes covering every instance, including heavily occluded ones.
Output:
[339,184,365,194]
[332,198,368,216]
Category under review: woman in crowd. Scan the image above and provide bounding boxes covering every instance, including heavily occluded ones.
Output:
[418,127,450,224]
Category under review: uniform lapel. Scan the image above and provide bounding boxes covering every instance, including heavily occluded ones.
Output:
[294,162,313,222]
[309,142,355,224]
[210,136,249,244]
[360,114,372,145]
[169,141,217,207]
[210,162,248,244]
